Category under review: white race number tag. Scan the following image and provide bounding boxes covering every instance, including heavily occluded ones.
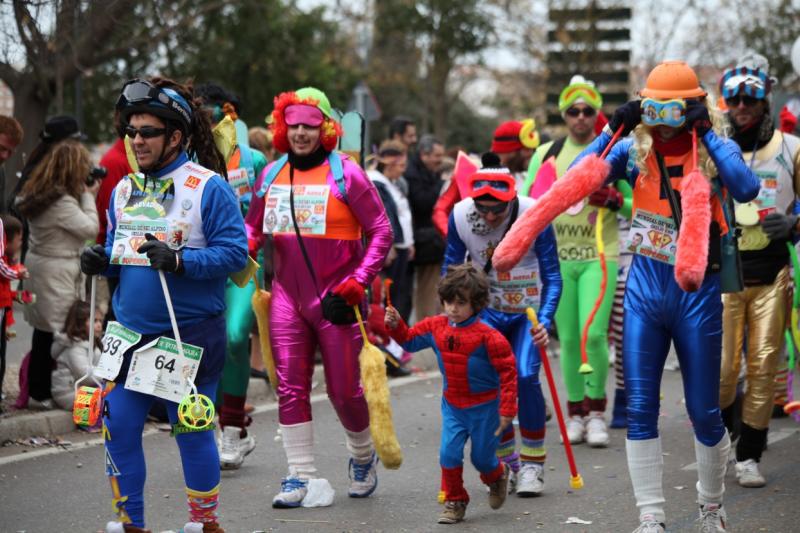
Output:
[94,321,142,381]
[125,336,203,403]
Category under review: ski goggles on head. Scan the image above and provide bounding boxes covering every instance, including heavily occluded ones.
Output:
[468,172,516,202]
[116,79,193,127]
[720,67,771,100]
[641,98,687,128]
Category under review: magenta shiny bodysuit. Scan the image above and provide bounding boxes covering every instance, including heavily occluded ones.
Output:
[246,154,393,431]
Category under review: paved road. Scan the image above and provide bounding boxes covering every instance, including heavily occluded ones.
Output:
[1,362,798,532]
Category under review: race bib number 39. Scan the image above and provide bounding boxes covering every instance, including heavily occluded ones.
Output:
[94,321,142,381]
[125,337,203,403]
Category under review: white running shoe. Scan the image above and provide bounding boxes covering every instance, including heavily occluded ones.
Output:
[272,476,308,508]
[696,504,727,532]
[218,426,256,470]
[632,514,665,533]
[585,412,610,447]
[566,415,585,444]
[348,452,378,497]
[734,458,766,488]
[515,463,544,497]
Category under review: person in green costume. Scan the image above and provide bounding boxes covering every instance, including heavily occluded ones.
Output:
[196,83,268,470]
[522,76,631,447]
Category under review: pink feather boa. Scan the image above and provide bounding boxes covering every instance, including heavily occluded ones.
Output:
[493,154,610,272]
[674,169,711,292]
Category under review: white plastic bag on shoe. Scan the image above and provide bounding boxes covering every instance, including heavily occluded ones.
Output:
[301,478,335,507]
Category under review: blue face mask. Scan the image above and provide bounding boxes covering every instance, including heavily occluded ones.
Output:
[641,98,687,128]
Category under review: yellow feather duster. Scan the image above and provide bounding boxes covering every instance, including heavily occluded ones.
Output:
[354,306,403,469]
[251,288,277,391]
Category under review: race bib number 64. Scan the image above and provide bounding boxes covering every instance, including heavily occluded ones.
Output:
[125,337,203,403]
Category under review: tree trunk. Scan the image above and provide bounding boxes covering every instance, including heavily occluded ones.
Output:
[4,81,49,209]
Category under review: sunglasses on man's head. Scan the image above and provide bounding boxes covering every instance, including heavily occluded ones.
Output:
[125,126,167,139]
[474,201,509,215]
[725,95,760,107]
[565,106,596,118]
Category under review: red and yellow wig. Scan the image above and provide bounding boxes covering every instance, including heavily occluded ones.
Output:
[271,91,342,154]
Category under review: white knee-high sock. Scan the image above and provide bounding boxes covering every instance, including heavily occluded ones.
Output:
[345,427,374,463]
[695,431,730,506]
[280,422,316,479]
[626,437,666,523]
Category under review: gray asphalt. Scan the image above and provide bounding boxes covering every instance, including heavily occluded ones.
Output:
[1,363,798,533]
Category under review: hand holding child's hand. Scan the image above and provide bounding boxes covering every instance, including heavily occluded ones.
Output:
[495,415,513,436]
[384,305,400,330]
[530,323,548,347]
[18,267,29,279]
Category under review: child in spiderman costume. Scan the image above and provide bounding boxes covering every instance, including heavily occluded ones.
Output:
[385,263,517,525]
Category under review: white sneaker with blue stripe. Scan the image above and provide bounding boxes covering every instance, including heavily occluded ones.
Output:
[348,452,378,497]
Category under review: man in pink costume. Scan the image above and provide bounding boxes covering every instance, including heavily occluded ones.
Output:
[245,87,393,507]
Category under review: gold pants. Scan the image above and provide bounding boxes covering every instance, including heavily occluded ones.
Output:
[720,266,789,430]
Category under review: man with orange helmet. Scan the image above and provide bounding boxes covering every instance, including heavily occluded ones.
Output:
[442,153,562,497]
[569,61,760,533]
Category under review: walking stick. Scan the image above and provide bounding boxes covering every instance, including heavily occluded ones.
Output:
[526,307,584,489]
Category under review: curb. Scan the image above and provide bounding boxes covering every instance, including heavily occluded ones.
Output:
[0,348,439,444]
[0,409,75,442]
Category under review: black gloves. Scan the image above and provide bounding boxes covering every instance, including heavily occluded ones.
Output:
[588,186,624,211]
[80,244,109,275]
[608,100,642,136]
[137,233,184,274]
[761,213,798,240]
[685,100,712,137]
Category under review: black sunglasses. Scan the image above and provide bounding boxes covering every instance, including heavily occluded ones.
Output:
[725,95,760,107]
[565,106,597,118]
[125,125,167,139]
[474,202,509,215]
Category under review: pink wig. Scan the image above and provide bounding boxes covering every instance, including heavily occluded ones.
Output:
[493,154,610,272]
[674,168,711,291]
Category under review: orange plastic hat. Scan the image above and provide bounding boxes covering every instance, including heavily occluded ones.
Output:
[640,61,707,99]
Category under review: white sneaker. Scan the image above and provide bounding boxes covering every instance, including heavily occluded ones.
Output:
[585,412,610,447]
[348,452,378,497]
[566,415,585,444]
[515,463,544,497]
[272,475,308,508]
[105,522,125,533]
[632,514,665,533]
[181,523,204,533]
[734,459,766,487]
[218,425,256,470]
[696,504,727,532]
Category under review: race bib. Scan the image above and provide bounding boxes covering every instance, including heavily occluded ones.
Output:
[94,321,143,381]
[228,167,251,200]
[490,269,540,314]
[263,184,330,236]
[626,209,678,265]
[125,337,203,403]
[735,169,777,226]
[110,219,169,266]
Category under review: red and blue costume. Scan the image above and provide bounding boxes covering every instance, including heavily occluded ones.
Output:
[389,314,517,502]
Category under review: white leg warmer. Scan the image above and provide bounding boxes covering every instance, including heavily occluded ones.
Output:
[694,432,730,506]
[345,427,374,463]
[626,437,666,523]
[280,421,317,479]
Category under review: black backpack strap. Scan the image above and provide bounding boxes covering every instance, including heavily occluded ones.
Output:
[656,153,682,230]
[484,197,520,274]
[288,165,323,302]
[542,137,568,163]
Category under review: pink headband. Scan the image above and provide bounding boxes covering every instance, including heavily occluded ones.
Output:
[284,104,324,127]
